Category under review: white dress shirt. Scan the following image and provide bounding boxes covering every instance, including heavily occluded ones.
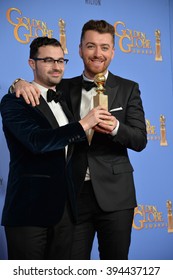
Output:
[32,81,69,154]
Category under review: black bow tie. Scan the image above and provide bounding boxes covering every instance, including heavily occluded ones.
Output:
[47,89,62,103]
[82,80,96,91]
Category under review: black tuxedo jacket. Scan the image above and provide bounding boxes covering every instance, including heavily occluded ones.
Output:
[0,94,86,226]
[58,72,147,211]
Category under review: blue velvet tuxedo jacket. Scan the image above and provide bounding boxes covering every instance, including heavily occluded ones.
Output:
[0,94,86,226]
[57,71,147,212]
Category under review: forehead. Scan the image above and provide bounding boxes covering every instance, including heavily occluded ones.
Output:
[38,45,64,57]
[82,30,114,46]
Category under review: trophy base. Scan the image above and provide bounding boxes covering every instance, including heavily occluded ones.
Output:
[160,141,168,146]
[94,94,108,110]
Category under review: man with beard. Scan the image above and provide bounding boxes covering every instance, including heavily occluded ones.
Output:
[1,36,112,259]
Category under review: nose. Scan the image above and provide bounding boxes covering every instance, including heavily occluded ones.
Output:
[93,46,102,57]
[53,61,61,69]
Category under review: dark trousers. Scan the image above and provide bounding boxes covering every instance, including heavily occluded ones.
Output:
[5,205,74,260]
[71,180,134,260]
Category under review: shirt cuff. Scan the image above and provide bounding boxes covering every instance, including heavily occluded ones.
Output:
[110,120,119,136]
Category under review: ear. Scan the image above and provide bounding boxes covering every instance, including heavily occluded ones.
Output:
[111,47,115,60]
[79,44,83,58]
[28,59,35,70]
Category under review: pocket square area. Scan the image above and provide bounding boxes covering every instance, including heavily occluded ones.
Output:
[110,107,123,112]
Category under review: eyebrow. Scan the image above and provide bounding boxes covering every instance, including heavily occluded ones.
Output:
[86,42,111,47]
[41,56,65,59]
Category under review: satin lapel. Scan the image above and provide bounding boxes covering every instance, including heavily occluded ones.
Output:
[60,99,75,164]
[70,76,83,120]
[59,99,74,122]
[37,96,74,163]
[65,77,83,162]
[105,72,119,110]
[36,96,59,129]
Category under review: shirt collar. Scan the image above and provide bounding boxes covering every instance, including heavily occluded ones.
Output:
[32,81,56,101]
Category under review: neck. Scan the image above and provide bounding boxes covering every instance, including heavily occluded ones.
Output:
[33,80,56,90]
[83,70,108,80]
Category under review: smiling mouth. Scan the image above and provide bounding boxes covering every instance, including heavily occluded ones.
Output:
[89,60,105,68]
[50,71,62,76]
[90,58,105,63]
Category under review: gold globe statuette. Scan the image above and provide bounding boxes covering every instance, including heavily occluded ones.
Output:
[58,19,68,54]
[166,200,173,233]
[93,73,108,110]
[160,115,168,146]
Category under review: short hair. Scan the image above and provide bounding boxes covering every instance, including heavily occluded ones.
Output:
[29,36,63,58]
[80,20,115,46]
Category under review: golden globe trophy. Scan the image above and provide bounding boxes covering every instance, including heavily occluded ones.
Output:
[93,73,108,110]
[58,19,68,54]
[160,115,168,146]
[166,200,173,233]
[155,30,162,61]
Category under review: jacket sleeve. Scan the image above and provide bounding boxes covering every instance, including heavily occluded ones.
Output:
[112,82,147,152]
[0,94,86,154]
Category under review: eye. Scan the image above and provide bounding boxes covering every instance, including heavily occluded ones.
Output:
[58,59,65,64]
[101,46,109,51]
[87,45,95,49]
[44,58,54,63]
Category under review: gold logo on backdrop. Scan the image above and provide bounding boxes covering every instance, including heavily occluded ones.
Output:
[114,21,162,61]
[114,21,152,54]
[58,19,68,54]
[166,200,173,233]
[6,8,53,43]
[133,204,164,230]
[146,115,168,146]
[6,9,162,60]
[160,115,168,146]
[146,119,159,140]
[155,30,163,61]
[133,202,173,232]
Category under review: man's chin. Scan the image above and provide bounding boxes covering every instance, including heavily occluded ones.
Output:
[93,69,105,76]
[50,77,62,84]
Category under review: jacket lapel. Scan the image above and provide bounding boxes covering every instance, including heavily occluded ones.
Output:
[105,72,119,110]
[59,99,74,122]
[36,96,59,129]
[69,76,83,120]
[36,96,74,163]
[37,95,74,126]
